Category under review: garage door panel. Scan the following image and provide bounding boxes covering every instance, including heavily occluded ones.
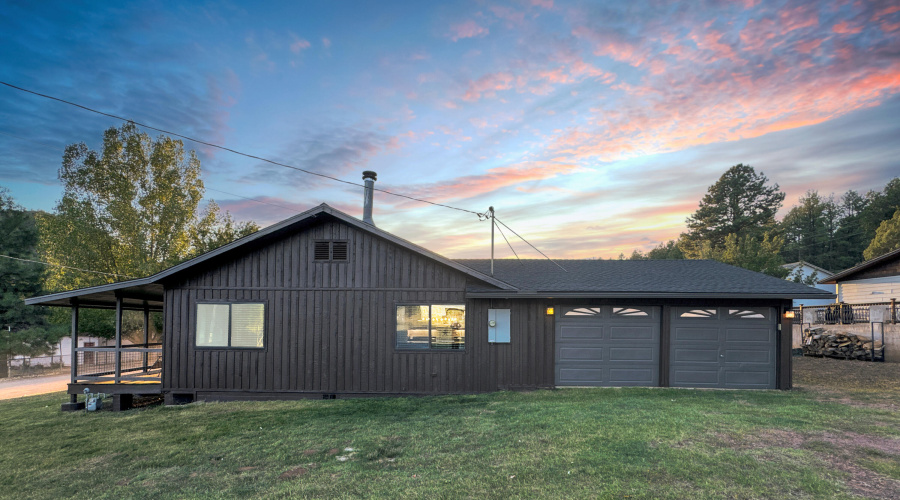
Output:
[674,347,719,363]
[560,326,605,339]
[724,348,770,363]
[725,328,771,343]
[559,368,605,384]
[724,370,770,387]
[559,347,603,361]
[673,368,719,385]
[609,346,654,361]
[674,327,719,341]
[610,326,653,340]
[670,307,776,389]
[610,368,655,385]
[555,306,659,387]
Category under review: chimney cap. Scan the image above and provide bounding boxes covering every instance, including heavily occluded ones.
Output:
[362,171,377,181]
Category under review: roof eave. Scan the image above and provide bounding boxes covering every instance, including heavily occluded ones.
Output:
[465,291,837,299]
[820,247,900,284]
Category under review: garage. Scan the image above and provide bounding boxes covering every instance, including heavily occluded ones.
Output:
[555,306,660,386]
[670,307,777,389]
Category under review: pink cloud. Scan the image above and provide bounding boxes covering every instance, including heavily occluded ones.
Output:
[321,37,331,48]
[449,20,489,41]
[531,0,553,9]
[832,21,863,34]
[572,26,649,67]
[290,37,311,53]
[461,72,514,101]
[490,5,525,25]
[382,160,583,206]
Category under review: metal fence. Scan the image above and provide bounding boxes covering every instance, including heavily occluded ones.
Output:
[792,302,898,325]
[3,355,69,379]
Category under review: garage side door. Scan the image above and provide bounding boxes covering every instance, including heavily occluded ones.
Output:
[555,306,660,387]
[670,307,776,389]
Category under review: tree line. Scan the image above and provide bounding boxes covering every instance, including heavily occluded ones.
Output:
[1,123,259,371]
[622,164,900,280]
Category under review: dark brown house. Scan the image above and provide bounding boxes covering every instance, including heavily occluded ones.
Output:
[27,203,832,410]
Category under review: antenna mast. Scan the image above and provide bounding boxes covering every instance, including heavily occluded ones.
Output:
[490,206,495,276]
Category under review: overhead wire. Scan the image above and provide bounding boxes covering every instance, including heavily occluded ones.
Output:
[0,81,479,215]
[0,254,135,278]
[494,217,567,271]
[0,81,570,269]
[492,217,521,262]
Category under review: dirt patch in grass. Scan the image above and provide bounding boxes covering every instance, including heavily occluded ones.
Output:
[793,357,900,409]
[704,428,900,499]
[301,449,318,456]
[279,466,308,480]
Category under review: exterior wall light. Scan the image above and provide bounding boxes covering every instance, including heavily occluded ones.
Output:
[784,310,795,319]
[546,307,555,316]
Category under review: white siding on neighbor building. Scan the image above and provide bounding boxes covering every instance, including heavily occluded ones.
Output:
[783,263,836,306]
[838,276,900,304]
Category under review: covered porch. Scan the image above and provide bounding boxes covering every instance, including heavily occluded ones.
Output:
[25,279,164,411]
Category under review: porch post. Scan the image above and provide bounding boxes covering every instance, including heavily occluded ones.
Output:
[70,300,79,404]
[115,295,123,383]
[143,304,150,372]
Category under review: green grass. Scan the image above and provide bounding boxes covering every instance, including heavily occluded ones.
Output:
[2,359,899,499]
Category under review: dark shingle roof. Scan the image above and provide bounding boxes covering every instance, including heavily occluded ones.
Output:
[455,259,834,298]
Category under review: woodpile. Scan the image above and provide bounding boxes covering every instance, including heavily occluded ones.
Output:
[802,327,884,361]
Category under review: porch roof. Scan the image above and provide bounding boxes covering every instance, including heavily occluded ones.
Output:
[24,278,163,310]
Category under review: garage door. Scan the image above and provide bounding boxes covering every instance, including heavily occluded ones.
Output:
[670,307,776,389]
[555,306,660,386]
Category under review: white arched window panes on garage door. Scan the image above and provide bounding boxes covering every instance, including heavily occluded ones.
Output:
[613,307,650,317]
[728,308,768,319]
[678,308,718,319]
[563,307,602,316]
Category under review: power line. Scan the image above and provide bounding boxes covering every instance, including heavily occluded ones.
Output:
[0,254,135,278]
[493,218,521,261]
[0,81,480,216]
[494,217,566,272]
[204,187,300,213]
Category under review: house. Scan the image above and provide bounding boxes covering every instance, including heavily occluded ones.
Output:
[819,248,900,305]
[781,261,835,307]
[26,174,833,410]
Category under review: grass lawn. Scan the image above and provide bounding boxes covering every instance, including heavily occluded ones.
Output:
[2,358,899,499]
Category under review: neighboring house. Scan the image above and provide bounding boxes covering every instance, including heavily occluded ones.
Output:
[819,248,900,304]
[8,336,119,368]
[781,261,835,307]
[26,177,832,409]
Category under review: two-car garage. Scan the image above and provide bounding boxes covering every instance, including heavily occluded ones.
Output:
[555,305,777,389]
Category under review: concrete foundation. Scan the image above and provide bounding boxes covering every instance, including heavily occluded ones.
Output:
[793,322,899,362]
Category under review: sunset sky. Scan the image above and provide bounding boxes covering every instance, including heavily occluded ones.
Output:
[1,0,899,260]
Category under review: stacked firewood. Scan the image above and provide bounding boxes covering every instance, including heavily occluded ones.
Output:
[802,327,884,360]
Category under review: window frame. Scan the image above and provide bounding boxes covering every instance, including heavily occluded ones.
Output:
[194,301,267,350]
[395,303,467,352]
[313,240,350,262]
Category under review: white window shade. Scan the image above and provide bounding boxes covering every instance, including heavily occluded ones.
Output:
[196,304,229,347]
[231,303,265,347]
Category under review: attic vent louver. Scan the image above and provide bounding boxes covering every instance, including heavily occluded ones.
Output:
[332,241,348,261]
[314,241,331,260]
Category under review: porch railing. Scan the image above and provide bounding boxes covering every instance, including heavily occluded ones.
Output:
[74,343,162,382]
[791,301,898,325]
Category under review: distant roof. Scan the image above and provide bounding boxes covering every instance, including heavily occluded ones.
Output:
[819,247,900,284]
[456,259,834,299]
[782,261,833,277]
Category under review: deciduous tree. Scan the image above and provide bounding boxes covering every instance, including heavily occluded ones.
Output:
[38,123,259,292]
[863,209,900,260]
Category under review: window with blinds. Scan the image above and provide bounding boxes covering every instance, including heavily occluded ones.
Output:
[196,302,265,348]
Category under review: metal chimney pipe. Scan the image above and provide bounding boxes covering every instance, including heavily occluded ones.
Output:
[362,170,377,225]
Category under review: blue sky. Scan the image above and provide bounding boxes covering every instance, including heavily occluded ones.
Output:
[1,0,899,259]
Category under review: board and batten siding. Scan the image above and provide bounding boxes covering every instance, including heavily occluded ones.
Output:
[838,276,899,304]
[162,219,555,399]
